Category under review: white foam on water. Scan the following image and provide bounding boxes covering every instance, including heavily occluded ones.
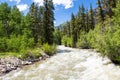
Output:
[1,45,120,80]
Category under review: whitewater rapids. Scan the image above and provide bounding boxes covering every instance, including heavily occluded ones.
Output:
[1,45,120,80]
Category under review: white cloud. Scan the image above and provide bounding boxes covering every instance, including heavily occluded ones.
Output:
[9,0,21,4]
[17,4,28,11]
[53,0,73,9]
[33,0,44,6]
[54,21,56,24]
[32,0,73,9]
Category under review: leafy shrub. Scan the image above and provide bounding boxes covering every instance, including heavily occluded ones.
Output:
[62,35,72,47]
[101,26,120,63]
[7,35,21,52]
[19,35,34,51]
[86,24,120,64]
[67,37,72,47]
[62,35,68,46]
[20,48,42,60]
[53,30,61,45]
[86,30,96,49]
[77,32,91,49]
[0,37,7,51]
[42,43,57,56]
[0,35,34,52]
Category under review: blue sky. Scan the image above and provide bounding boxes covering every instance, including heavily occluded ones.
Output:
[0,0,97,26]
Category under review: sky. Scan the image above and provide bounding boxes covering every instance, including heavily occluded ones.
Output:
[0,0,97,26]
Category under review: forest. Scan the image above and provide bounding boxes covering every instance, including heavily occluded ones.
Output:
[0,0,120,64]
[0,0,57,59]
[57,0,120,64]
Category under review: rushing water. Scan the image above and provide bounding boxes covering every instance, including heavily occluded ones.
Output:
[1,45,120,80]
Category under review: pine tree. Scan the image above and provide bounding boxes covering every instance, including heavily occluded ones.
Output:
[9,6,22,35]
[71,13,77,48]
[21,13,33,38]
[48,0,55,27]
[101,0,116,19]
[0,2,11,36]
[114,0,120,26]
[76,6,82,39]
[29,3,39,45]
[81,4,86,31]
[38,6,44,43]
[89,4,95,30]
[66,21,71,37]
[97,0,105,23]
[42,0,54,44]
[85,9,89,32]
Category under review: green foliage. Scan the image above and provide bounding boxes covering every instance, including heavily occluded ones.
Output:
[100,26,120,63]
[0,37,7,51]
[0,52,20,58]
[97,0,105,22]
[42,43,57,56]
[20,48,42,60]
[62,35,67,46]
[0,35,34,52]
[67,37,72,47]
[77,31,91,49]
[62,35,72,47]
[86,30,96,48]
[0,2,56,59]
[71,13,77,48]
[7,35,21,52]
[42,0,54,44]
[81,24,120,63]
[53,30,61,45]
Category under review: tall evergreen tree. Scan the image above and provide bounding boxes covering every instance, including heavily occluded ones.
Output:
[38,6,44,43]
[114,0,120,26]
[42,0,54,44]
[103,0,116,18]
[97,0,105,23]
[0,2,11,36]
[29,3,39,44]
[76,6,82,38]
[66,21,71,37]
[81,4,86,31]
[9,6,22,35]
[85,9,89,32]
[89,4,95,30]
[71,13,77,48]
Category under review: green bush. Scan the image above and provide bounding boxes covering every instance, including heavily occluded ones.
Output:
[7,35,21,52]
[101,26,120,63]
[53,30,61,45]
[0,37,7,51]
[42,43,57,56]
[67,37,72,47]
[77,31,91,49]
[62,35,72,47]
[0,35,34,52]
[20,48,42,60]
[19,35,34,51]
[76,24,120,63]
[86,24,120,63]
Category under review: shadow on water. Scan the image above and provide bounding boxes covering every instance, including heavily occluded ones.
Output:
[57,49,71,54]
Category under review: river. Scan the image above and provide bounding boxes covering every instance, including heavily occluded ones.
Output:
[1,45,120,80]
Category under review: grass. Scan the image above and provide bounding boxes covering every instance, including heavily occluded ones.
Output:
[0,52,20,58]
[0,48,42,60]
[0,44,57,60]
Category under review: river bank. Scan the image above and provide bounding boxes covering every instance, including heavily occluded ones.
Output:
[1,45,120,80]
[0,52,50,76]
